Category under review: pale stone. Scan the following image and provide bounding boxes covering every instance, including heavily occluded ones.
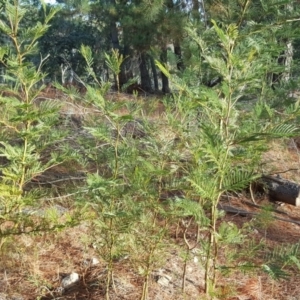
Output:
[157,274,172,287]
[0,293,7,300]
[61,272,79,289]
[91,257,100,265]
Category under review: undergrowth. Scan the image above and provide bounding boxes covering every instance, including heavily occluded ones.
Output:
[1,1,300,299]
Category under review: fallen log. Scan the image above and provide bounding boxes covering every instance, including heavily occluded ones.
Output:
[262,175,300,206]
[218,204,300,226]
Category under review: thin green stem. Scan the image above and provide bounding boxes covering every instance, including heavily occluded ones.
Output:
[106,217,116,300]
[113,123,120,179]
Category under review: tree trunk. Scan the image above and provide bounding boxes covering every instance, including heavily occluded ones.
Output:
[139,52,152,93]
[119,45,133,87]
[150,55,159,91]
[174,41,185,71]
[110,21,119,50]
[192,0,200,23]
[199,0,208,27]
[282,3,294,83]
[282,40,293,83]
[109,12,133,87]
[160,47,170,94]
[271,4,294,87]
[110,0,120,50]
[109,0,121,90]
[271,46,292,88]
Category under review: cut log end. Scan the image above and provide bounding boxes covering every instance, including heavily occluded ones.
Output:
[262,175,300,206]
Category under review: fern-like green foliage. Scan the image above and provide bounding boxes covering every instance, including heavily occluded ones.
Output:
[171,197,210,227]
[262,242,300,280]
[261,264,289,280]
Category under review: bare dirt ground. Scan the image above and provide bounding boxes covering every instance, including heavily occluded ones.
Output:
[2,191,300,300]
[1,93,300,300]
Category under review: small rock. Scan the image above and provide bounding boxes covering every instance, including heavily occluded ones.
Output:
[10,295,24,300]
[83,257,100,267]
[154,270,172,287]
[61,272,79,289]
[91,257,100,265]
[157,274,172,287]
[55,286,64,295]
[113,277,135,291]
[0,293,7,300]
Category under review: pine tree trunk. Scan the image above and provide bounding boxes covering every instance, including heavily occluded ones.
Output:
[119,45,133,86]
[150,56,159,91]
[139,52,152,93]
[109,0,133,88]
[192,0,200,22]
[109,0,121,90]
[174,42,185,71]
[160,47,170,94]
[110,0,120,50]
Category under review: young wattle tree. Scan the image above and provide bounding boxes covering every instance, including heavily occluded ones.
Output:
[0,0,79,245]
[200,0,300,89]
